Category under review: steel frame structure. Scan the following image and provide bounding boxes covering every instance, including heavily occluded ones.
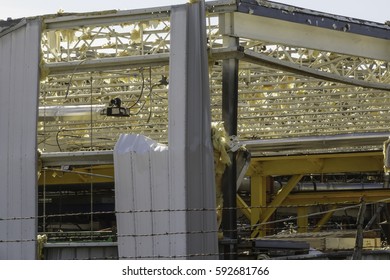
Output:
[32,0,390,251]
[38,0,390,154]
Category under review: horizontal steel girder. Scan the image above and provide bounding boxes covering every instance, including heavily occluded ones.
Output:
[249,152,384,176]
[231,12,390,61]
[41,151,114,167]
[39,165,114,185]
[282,189,390,207]
[46,53,170,75]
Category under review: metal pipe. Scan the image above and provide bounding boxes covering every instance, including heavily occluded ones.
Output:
[38,105,105,121]
[295,182,386,192]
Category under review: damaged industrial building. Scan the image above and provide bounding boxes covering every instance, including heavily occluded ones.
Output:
[1,0,390,260]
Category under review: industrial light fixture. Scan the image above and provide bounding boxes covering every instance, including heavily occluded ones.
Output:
[100,98,130,117]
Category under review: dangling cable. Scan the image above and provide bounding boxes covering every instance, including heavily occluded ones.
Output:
[147,66,153,123]
[64,59,88,99]
[128,68,145,110]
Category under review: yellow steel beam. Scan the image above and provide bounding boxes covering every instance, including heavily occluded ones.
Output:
[246,162,261,176]
[251,174,303,238]
[39,165,114,185]
[250,152,383,176]
[282,189,390,206]
[297,207,309,233]
[237,195,251,220]
[313,205,338,232]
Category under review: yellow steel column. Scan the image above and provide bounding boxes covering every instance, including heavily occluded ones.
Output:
[297,207,309,233]
[250,174,267,236]
[252,174,303,238]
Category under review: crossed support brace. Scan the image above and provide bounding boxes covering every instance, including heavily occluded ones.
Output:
[240,175,340,237]
[250,174,303,238]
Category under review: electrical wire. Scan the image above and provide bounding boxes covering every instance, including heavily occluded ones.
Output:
[122,66,169,121]
[128,67,145,110]
[147,66,153,123]
[4,196,390,222]
[55,130,63,152]
[2,191,390,247]
[64,59,89,99]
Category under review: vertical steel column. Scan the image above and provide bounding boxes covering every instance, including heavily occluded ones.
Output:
[252,174,303,238]
[297,207,309,233]
[251,175,267,237]
[221,12,239,258]
[221,54,238,260]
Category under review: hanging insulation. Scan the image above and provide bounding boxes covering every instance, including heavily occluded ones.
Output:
[211,122,231,230]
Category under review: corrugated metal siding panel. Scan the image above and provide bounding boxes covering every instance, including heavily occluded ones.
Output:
[0,20,40,259]
[114,135,170,259]
[168,2,218,259]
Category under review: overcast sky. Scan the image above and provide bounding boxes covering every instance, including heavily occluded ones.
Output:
[1,0,389,24]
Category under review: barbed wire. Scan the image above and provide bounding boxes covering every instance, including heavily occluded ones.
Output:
[0,225,381,243]
[53,251,240,260]
[0,196,388,245]
[45,248,390,260]
[0,226,380,243]
[2,196,390,222]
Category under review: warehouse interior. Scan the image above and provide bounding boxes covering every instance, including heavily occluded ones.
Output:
[2,0,390,259]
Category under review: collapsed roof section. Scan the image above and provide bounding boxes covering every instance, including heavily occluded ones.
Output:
[36,0,390,155]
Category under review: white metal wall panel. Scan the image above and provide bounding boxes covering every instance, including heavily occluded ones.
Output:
[0,20,40,259]
[168,1,218,259]
[114,135,169,259]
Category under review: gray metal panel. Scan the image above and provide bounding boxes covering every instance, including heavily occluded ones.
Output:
[44,242,118,260]
[167,4,189,259]
[0,19,40,259]
[169,1,218,259]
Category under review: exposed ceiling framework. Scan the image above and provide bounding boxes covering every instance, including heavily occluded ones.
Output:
[28,0,390,250]
[37,0,390,155]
